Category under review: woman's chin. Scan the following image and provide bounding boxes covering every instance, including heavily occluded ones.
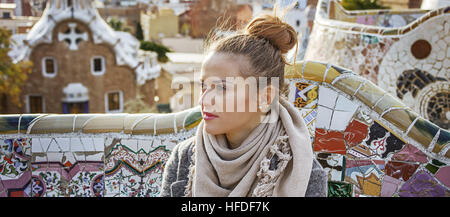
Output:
[204,123,225,135]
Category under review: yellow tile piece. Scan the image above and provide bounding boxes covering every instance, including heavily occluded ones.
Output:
[354,81,386,108]
[373,94,406,115]
[82,114,126,133]
[29,114,76,134]
[333,75,365,96]
[123,114,152,134]
[382,109,419,133]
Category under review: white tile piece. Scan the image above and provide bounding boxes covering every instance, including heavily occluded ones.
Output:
[80,138,95,152]
[120,139,138,152]
[92,138,104,152]
[335,95,359,112]
[70,138,85,152]
[138,139,153,153]
[38,138,52,153]
[55,138,71,152]
[84,152,103,161]
[315,106,333,129]
[318,86,338,108]
[330,110,354,131]
[31,138,43,153]
[47,152,64,162]
[47,138,61,152]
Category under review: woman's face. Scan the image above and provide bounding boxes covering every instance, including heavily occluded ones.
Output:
[198,52,265,135]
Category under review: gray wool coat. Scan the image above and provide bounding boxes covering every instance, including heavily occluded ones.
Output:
[160,137,328,197]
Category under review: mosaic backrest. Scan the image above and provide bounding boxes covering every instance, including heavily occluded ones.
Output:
[305,0,449,129]
[0,61,449,197]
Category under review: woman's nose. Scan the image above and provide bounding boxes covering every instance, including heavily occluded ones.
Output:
[198,88,217,110]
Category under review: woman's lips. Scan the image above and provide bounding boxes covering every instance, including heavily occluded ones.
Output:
[203,112,219,120]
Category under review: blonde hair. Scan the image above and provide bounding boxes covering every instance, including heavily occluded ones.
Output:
[204,2,299,89]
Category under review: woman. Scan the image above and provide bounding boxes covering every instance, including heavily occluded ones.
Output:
[161,6,327,197]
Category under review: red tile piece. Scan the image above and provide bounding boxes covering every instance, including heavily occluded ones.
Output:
[344,119,369,148]
[385,161,420,181]
[314,128,347,155]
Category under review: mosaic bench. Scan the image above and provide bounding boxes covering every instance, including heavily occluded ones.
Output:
[0,61,448,197]
[305,0,449,129]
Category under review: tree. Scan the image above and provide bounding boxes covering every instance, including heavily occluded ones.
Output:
[108,18,123,31]
[341,0,389,10]
[135,21,144,41]
[0,28,32,111]
[139,41,172,63]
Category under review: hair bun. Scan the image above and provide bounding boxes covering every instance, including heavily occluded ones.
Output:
[245,14,298,55]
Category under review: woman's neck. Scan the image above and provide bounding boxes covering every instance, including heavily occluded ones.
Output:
[225,112,265,149]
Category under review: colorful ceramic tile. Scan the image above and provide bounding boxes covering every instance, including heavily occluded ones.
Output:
[32,154,104,197]
[328,181,353,197]
[385,161,420,181]
[344,119,369,148]
[425,159,446,174]
[316,153,345,181]
[435,166,450,188]
[354,81,386,108]
[382,109,419,133]
[364,121,405,158]
[314,129,347,155]
[104,139,171,197]
[432,130,450,154]
[292,82,318,109]
[407,118,439,149]
[29,115,76,134]
[332,75,365,97]
[373,94,406,115]
[82,114,126,133]
[299,109,317,139]
[0,138,32,197]
[31,136,104,197]
[380,175,402,197]
[391,144,428,163]
[398,170,450,197]
[347,144,373,159]
[345,159,385,196]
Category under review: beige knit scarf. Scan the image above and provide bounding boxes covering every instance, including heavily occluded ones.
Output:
[185,97,313,197]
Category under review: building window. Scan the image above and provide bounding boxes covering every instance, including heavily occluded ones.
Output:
[27,95,44,113]
[296,20,300,27]
[91,56,105,75]
[3,12,11,19]
[42,57,57,77]
[105,91,123,113]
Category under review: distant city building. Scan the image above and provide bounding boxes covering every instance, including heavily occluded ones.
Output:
[141,7,179,40]
[97,3,147,34]
[0,2,39,34]
[421,0,450,9]
[189,0,253,38]
[6,0,162,114]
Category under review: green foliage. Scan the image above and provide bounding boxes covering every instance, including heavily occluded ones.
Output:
[139,41,172,63]
[108,18,123,31]
[0,28,32,110]
[341,0,389,10]
[135,21,144,41]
